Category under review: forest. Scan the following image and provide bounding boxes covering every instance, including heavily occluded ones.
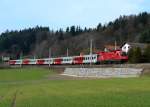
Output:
[0,12,150,60]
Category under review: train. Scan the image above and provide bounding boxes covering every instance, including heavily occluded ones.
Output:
[9,43,131,65]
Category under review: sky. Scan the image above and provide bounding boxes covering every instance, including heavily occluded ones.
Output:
[0,0,150,33]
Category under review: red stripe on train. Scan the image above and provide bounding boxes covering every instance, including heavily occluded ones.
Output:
[9,60,16,65]
[73,56,83,64]
[36,59,45,65]
[22,59,30,65]
[54,58,62,64]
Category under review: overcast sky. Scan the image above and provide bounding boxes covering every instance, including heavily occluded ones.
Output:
[0,0,149,33]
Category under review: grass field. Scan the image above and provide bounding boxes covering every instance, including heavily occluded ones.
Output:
[0,67,150,107]
[0,67,52,81]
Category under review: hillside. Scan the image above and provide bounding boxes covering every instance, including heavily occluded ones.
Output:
[0,12,150,59]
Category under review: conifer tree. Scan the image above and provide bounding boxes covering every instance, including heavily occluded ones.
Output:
[143,45,150,62]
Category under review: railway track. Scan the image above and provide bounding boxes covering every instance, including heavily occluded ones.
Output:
[9,63,150,69]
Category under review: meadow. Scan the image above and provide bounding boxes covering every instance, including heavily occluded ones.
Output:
[0,67,150,107]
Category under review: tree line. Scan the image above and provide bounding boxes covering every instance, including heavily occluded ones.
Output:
[128,45,150,63]
[0,12,150,62]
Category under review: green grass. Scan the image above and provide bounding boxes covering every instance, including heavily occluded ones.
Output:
[0,68,150,107]
[0,67,52,82]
